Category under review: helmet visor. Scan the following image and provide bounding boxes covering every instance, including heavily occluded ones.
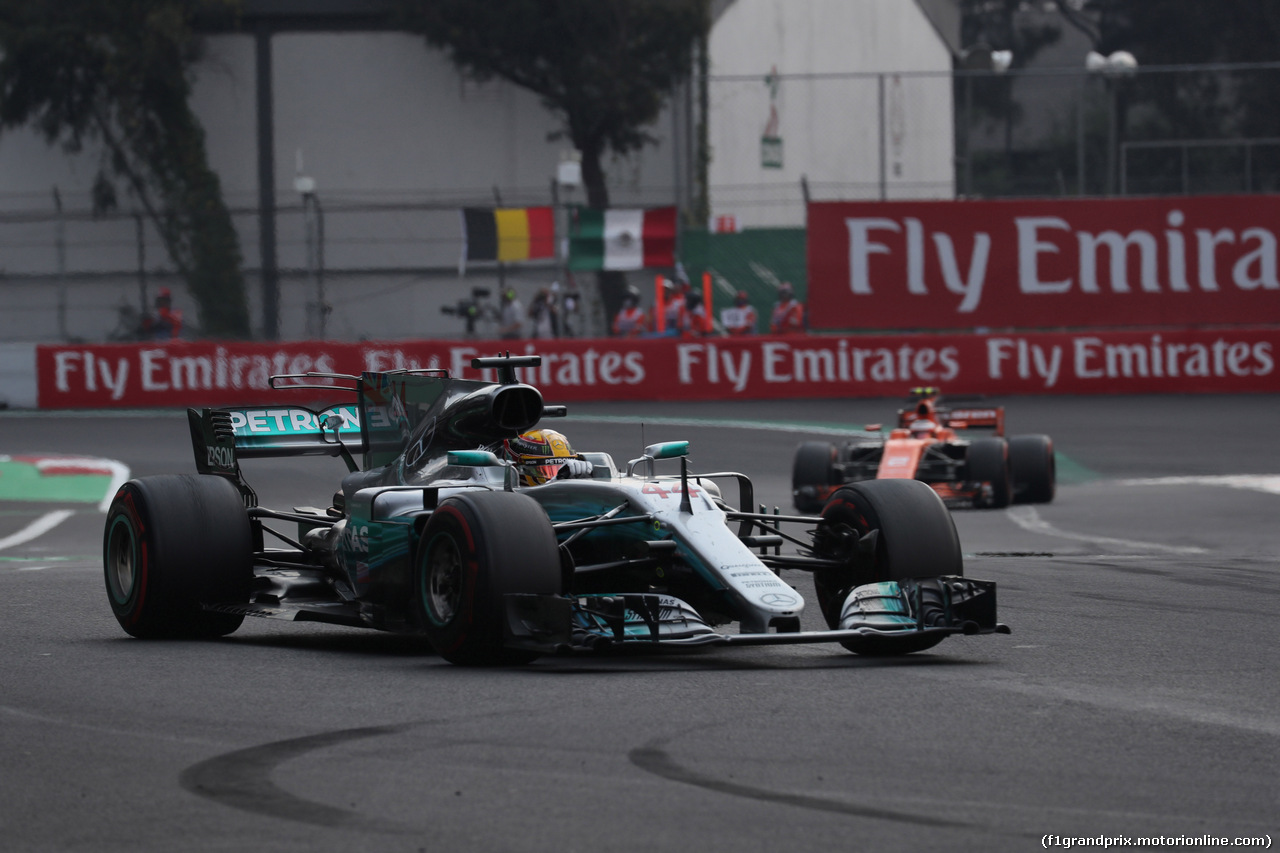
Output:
[522,459,568,484]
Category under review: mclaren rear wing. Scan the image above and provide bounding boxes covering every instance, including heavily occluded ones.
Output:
[896,389,1005,436]
[941,406,1005,435]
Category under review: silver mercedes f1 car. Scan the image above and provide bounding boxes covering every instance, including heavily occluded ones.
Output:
[103,355,1008,665]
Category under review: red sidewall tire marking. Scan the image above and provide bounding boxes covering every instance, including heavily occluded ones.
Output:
[428,504,481,656]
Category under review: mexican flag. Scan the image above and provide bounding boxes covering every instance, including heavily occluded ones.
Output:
[569,207,677,271]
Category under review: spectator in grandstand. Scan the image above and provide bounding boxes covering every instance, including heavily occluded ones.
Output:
[660,278,691,336]
[556,280,581,337]
[685,290,710,336]
[769,281,805,335]
[721,290,758,335]
[529,287,559,339]
[498,287,525,339]
[611,289,648,337]
[143,288,183,340]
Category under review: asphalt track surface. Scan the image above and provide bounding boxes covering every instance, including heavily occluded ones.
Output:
[2,394,1277,852]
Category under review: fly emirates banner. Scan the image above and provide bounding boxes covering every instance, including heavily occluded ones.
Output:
[35,327,1280,409]
[807,195,1280,330]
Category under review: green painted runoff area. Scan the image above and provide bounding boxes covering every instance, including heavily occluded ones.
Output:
[0,460,109,504]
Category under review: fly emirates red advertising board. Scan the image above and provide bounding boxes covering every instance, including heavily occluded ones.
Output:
[807,195,1280,330]
[35,328,1280,409]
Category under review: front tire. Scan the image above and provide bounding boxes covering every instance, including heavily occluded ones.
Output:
[966,437,1011,509]
[1010,434,1056,504]
[811,480,963,654]
[103,475,252,639]
[414,490,562,665]
[792,441,837,514]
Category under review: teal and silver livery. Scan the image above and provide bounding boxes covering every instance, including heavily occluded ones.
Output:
[107,354,1008,664]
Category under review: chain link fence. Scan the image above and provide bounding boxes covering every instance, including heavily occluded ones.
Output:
[4,62,1278,343]
[956,61,1280,198]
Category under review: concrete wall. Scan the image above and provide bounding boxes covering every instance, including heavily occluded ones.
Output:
[0,14,954,342]
[1,31,678,235]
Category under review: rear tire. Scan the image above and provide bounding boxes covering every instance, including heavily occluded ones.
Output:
[792,441,837,514]
[966,437,1011,509]
[414,490,561,665]
[1010,434,1056,504]
[103,475,252,639]
[812,480,962,655]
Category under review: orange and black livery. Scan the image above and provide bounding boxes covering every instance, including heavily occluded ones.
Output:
[792,387,1055,513]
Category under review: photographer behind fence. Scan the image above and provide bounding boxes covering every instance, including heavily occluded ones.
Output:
[440,287,496,338]
[528,286,559,339]
[498,287,524,339]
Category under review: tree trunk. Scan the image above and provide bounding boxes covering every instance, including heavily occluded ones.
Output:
[578,138,632,330]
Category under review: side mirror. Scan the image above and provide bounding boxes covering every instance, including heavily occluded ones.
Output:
[643,441,689,460]
[447,450,503,467]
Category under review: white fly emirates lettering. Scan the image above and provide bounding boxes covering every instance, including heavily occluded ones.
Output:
[847,216,991,312]
[988,335,1274,388]
[52,348,340,401]
[846,209,1279,313]
[53,350,130,400]
[677,340,960,391]
[445,345,645,387]
[362,348,443,372]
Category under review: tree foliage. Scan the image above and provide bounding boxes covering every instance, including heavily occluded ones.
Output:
[1087,0,1280,138]
[393,0,707,211]
[961,0,1062,68]
[0,0,250,338]
[394,0,708,322]
[960,1,1280,195]
[959,0,1062,150]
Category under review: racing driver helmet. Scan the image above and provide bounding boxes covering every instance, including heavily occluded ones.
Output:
[909,418,937,439]
[505,428,574,486]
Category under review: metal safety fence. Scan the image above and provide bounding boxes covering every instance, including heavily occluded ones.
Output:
[4,61,1279,343]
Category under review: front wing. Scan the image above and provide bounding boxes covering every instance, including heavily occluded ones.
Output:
[503,576,1008,654]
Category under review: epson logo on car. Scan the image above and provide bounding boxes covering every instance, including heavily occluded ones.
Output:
[343,524,370,553]
[207,446,235,469]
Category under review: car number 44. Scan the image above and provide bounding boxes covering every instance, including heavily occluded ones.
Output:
[641,483,701,499]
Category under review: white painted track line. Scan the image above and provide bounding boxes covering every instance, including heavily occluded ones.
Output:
[1005,505,1207,555]
[0,510,75,552]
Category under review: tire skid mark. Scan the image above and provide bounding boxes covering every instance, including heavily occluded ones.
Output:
[180,724,412,832]
[629,737,973,829]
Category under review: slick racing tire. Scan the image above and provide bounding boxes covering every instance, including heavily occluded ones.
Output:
[812,480,962,655]
[1010,434,1056,504]
[792,441,838,514]
[103,475,253,639]
[966,437,1012,509]
[414,490,561,666]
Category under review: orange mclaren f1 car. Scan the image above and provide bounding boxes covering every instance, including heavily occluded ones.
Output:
[792,387,1055,513]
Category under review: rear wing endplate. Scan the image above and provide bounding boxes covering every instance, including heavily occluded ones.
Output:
[188,404,362,482]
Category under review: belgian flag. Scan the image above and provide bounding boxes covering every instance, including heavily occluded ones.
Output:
[462,207,555,263]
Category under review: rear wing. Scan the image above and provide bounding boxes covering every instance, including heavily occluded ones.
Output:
[941,406,1005,435]
[187,354,553,487]
[188,404,363,484]
[896,387,1005,436]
